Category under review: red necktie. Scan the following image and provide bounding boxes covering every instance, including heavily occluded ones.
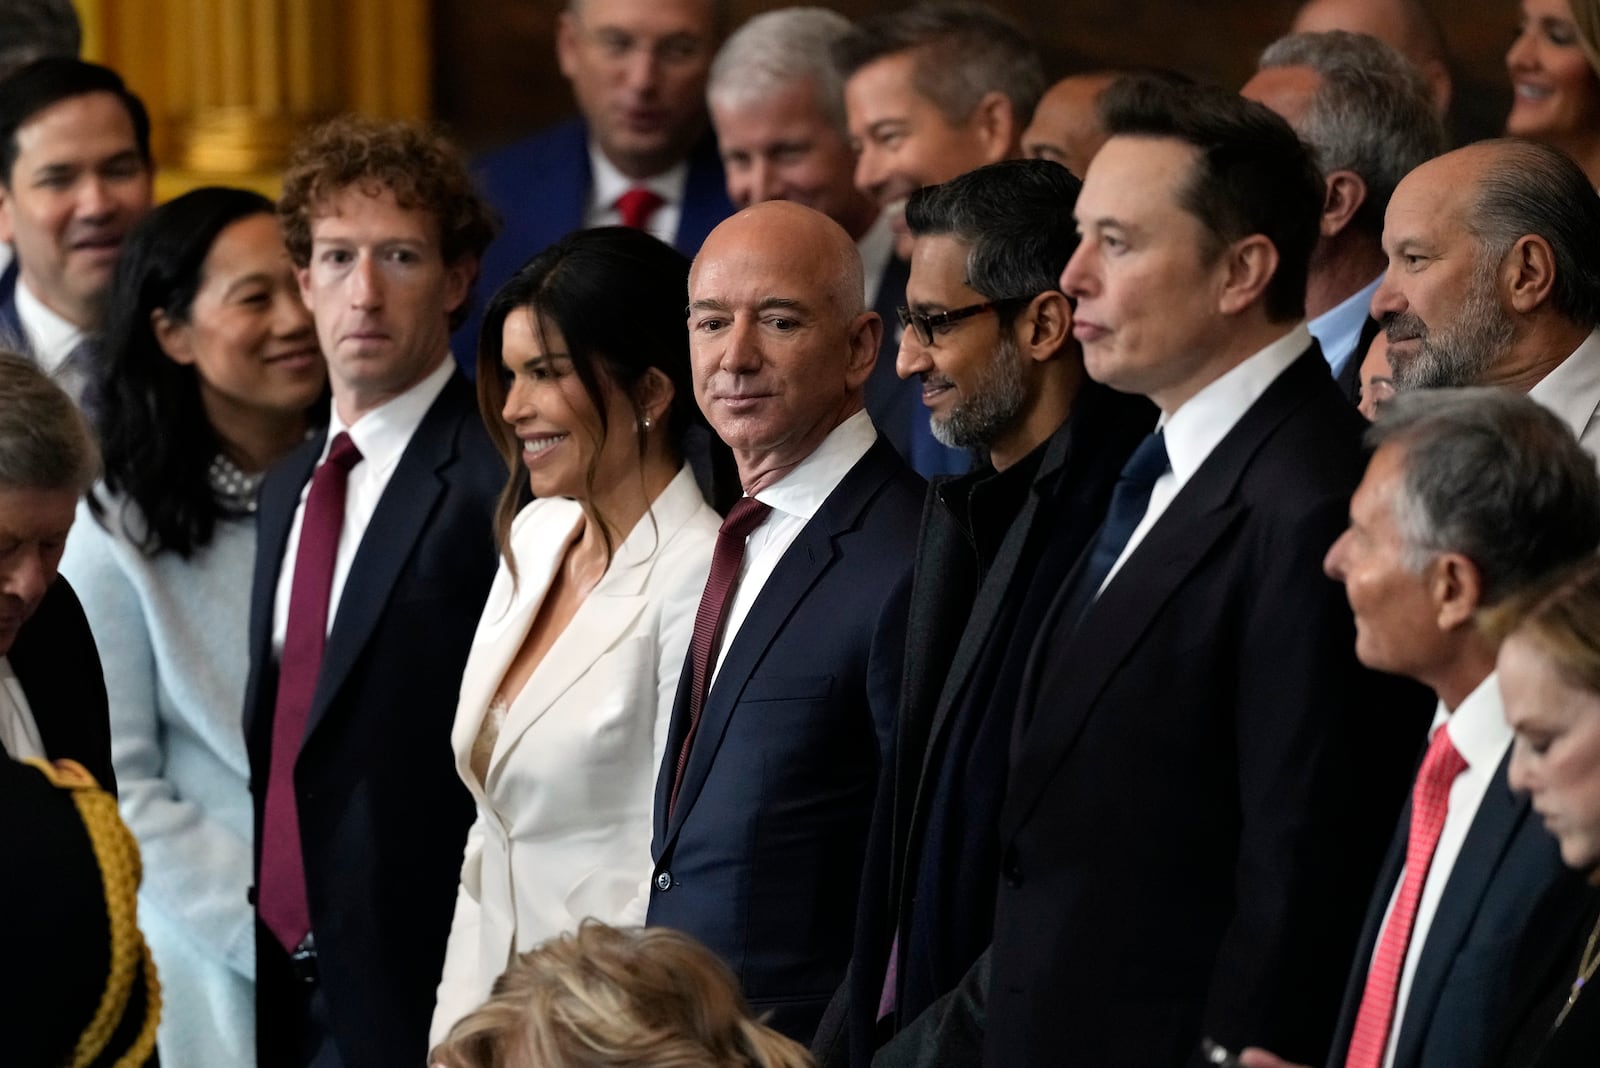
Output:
[259,432,363,953]
[616,186,665,231]
[667,496,772,819]
[1344,725,1468,1068]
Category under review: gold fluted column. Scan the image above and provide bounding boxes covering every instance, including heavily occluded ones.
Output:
[73,0,433,199]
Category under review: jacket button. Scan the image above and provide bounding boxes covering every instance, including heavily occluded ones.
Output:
[1002,846,1022,888]
[656,871,672,891]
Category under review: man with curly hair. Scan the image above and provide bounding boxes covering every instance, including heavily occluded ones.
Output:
[244,114,505,1068]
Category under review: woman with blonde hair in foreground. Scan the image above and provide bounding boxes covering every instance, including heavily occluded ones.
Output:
[430,922,814,1068]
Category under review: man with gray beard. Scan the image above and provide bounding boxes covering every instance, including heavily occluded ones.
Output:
[1373,138,1600,455]
[813,158,1152,1066]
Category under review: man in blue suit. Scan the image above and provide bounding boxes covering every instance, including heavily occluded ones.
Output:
[245,116,503,1068]
[649,200,923,1045]
[1243,388,1600,1068]
[462,0,732,367]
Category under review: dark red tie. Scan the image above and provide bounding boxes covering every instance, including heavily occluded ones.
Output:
[668,496,772,819]
[616,186,665,231]
[1344,724,1467,1068]
[259,432,362,952]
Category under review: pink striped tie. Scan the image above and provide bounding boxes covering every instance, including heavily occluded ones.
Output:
[667,496,771,818]
[1343,725,1467,1068]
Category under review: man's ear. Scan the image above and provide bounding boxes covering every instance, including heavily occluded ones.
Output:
[1432,551,1484,632]
[1320,170,1368,240]
[844,310,883,391]
[556,10,581,81]
[1216,234,1280,317]
[969,90,1018,165]
[0,184,13,245]
[1504,234,1558,314]
[1017,290,1073,363]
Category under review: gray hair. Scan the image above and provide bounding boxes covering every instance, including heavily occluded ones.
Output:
[1258,29,1444,237]
[1465,138,1600,329]
[833,1,1045,130]
[1369,387,1600,606]
[0,351,97,493]
[708,8,854,136]
[0,0,79,81]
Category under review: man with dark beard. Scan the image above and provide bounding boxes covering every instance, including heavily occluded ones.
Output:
[812,157,1152,1067]
[1373,138,1600,455]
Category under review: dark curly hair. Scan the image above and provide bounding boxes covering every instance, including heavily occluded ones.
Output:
[277,114,498,330]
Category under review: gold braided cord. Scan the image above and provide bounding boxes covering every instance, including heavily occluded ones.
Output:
[22,758,162,1068]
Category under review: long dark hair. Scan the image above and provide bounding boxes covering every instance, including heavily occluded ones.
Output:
[91,186,308,557]
[476,227,713,567]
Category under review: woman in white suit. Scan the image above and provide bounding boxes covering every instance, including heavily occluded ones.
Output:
[432,228,723,1041]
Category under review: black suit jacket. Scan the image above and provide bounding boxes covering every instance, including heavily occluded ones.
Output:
[243,372,502,1068]
[10,577,115,792]
[1328,751,1594,1068]
[647,436,923,1043]
[820,383,1154,1066]
[987,348,1430,1066]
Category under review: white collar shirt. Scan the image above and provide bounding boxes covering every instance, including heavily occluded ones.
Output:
[1528,328,1600,460]
[271,356,455,654]
[1098,324,1311,596]
[1375,673,1511,1068]
[585,142,688,248]
[857,211,894,309]
[0,656,45,761]
[14,274,89,401]
[709,408,877,686]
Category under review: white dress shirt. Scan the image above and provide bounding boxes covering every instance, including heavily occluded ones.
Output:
[1099,324,1312,595]
[14,273,89,400]
[0,656,45,761]
[1373,674,1511,1068]
[857,211,895,309]
[709,409,878,684]
[271,357,454,654]
[585,143,688,248]
[1529,328,1600,460]
[1308,275,1381,380]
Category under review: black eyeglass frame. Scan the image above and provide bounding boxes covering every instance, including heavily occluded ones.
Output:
[895,296,1035,346]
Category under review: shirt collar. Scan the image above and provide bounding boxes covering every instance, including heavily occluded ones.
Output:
[1434,671,1513,772]
[14,272,86,372]
[1161,323,1312,488]
[326,355,454,475]
[1528,328,1600,445]
[751,408,878,522]
[857,211,895,308]
[588,141,689,216]
[1307,274,1382,378]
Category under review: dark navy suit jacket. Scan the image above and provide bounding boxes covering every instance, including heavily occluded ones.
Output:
[1327,751,1594,1068]
[647,435,923,1045]
[243,371,503,1068]
[455,118,733,372]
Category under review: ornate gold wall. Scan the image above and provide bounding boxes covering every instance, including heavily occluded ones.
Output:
[74,0,431,199]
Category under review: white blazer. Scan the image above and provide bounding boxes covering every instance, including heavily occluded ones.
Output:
[430,466,718,1043]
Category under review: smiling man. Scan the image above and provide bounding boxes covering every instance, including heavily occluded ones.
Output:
[648,200,923,1045]
[246,116,503,1068]
[1372,138,1600,458]
[815,158,1152,1067]
[0,57,152,403]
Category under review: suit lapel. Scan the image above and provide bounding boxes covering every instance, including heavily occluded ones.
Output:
[662,440,898,844]
[1393,753,1525,1068]
[303,379,464,742]
[1002,350,1325,834]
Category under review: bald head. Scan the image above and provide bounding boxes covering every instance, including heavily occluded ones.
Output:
[1023,73,1118,177]
[688,201,881,489]
[1291,0,1451,116]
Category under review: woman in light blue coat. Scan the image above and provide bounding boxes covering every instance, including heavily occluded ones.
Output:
[60,187,326,1067]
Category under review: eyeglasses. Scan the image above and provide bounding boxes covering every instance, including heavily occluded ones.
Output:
[895,297,1031,347]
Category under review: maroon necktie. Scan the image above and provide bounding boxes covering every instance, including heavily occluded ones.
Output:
[667,496,771,819]
[615,186,665,231]
[259,432,362,953]
[1344,724,1468,1068]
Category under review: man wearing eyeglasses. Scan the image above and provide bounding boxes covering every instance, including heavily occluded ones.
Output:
[812,157,1153,1067]
[458,0,734,370]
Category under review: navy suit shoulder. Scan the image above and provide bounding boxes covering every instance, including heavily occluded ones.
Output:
[0,261,23,355]
[988,349,1430,1067]
[10,576,115,793]
[648,435,923,1045]
[244,371,504,1068]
